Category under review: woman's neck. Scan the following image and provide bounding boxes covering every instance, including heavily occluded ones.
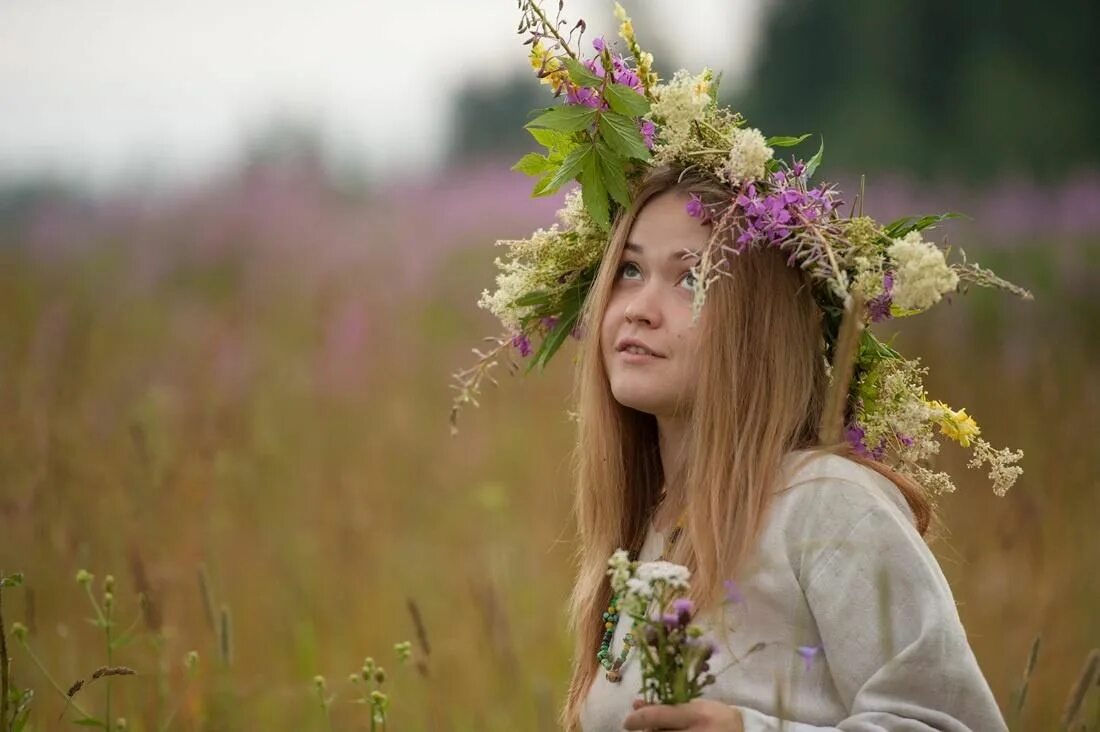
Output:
[655,414,690,533]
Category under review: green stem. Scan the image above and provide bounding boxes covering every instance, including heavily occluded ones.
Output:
[1,579,9,730]
[14,638,92,718]
[83,584,106,627]
[527,1,578,60]
[105,599,113,732]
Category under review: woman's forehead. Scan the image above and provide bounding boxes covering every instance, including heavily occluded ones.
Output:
[628,192,710,254]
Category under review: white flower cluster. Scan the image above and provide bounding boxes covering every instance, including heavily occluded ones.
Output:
[850,254,888,300]
[608,557,693,616]
[477,225,561,330]
[649,69,714,163]
[607,548,633,594]
[967,438,1024,497]
[719,126,773,183]
[887,230,959,312]
[909,464,958,496]
[857,357,941,465]
[635,560,691,590]
[557,187,599,241]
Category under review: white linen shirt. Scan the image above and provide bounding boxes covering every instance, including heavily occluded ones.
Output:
[580,448,1008,731]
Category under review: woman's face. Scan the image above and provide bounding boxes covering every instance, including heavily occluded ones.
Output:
[600,189,711,417]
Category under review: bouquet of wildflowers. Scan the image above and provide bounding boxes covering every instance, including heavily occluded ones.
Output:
[607,550,718,703]
[452,0,1033,500]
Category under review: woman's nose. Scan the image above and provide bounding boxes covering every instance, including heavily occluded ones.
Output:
[624,285,662,327]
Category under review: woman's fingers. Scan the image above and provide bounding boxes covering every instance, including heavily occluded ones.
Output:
[622,702,693,730]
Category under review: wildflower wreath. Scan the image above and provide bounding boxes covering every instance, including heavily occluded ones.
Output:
[450,0,1033,498]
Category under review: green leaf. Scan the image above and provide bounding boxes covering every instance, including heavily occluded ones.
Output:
[579,152,610,230]
[595,141,630,208]
[598,112,651,161]
[805,136,824,179]
[526,105,598,133]
[535,144,593,197]
[766,133,811,148]
[563,57,603,88]
[0,572,24,587]
[73,718,108,728]
[512,153,556,177]
[511,289,554,308]
[603,83,650,117]
[883,212,966,238]
[528,127,572,151]
[525,284,586,375]
[531,173,555,197]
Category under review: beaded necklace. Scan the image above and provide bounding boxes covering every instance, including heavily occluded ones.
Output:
[597,511,686,683]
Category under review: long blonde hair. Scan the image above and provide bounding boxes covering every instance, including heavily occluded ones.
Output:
[559,165,934,730]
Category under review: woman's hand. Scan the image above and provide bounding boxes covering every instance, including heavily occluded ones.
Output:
[622,698,745,731]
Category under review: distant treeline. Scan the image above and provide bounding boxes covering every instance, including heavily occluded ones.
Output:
[448,0,1099,183]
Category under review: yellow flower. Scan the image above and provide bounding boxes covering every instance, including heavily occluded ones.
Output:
[529,41,568,94]
[930,400,981,447]
[619,18,635,43]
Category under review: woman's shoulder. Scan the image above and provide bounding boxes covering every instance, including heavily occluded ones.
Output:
[772,448,916,531]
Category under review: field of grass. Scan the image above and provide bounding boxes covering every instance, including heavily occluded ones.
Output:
[1,159,1098,730]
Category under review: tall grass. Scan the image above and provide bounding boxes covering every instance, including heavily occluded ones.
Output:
[0,158,1097,729]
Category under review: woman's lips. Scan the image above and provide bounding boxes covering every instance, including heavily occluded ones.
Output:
[617,349,664,364]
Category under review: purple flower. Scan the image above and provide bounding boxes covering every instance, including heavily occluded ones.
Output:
[592,36,607,53]
[796,645,821,673]
[867,271,894,323]
[639,119,656,150]
[685,193,707,221]
[845,423,870,457]
[723,579,744,605]
[672,597,695,625]
[661,612,680,629]
[565,84,602,109]
[511,331,532,358]
[540,315,559,330]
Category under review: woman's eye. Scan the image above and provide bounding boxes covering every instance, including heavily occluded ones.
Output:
[618,262,642,280]
[679,270,698,291]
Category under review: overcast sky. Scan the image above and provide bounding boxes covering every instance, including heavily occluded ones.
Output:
[0,0,766,192]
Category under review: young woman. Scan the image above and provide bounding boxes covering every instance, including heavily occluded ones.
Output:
[562,165,1008,731]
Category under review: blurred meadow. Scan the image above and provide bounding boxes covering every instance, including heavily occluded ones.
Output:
[2,0,1100,730]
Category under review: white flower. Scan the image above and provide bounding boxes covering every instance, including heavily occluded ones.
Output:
[649,69,713,161]
[720,126,773,183]
[967,437,1024,496]
[635,560,691,589]
[625,576,654,599]
[887,230,959,312]
[606,549,633,594]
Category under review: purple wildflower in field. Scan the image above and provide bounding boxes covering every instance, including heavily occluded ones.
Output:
[686,193,707,221]
[592,36,607,53]
[796,644,821,672]
[541,315,559,330]
[511,331,532,357]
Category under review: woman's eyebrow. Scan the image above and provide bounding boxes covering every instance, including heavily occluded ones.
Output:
[624,242,701,261]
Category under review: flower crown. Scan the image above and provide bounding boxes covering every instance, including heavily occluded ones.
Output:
[450,0,1033,498]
